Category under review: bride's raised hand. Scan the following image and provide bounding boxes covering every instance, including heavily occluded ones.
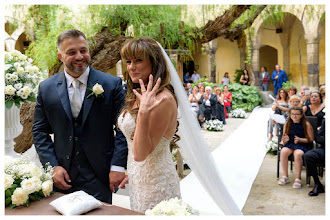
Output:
[133,74,167,112]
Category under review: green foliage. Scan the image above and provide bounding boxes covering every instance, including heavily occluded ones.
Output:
[234,69,243,84]
[281,81,297,91]
[191,78,214,88]
[86,5,201,56]
[228,83,263,112]
[23,5,75,72]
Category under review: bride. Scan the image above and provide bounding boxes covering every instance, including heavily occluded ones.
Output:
[117,36,181,213]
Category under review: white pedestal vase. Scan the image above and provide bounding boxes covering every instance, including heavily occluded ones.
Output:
[5,105,23,157]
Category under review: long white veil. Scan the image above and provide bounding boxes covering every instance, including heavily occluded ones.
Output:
[157,42,242,215]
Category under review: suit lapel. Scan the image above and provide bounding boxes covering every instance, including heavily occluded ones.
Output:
[56,72,73,122]
[82,68,98,127]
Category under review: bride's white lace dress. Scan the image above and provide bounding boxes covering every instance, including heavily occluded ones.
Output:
[118,112,181,213]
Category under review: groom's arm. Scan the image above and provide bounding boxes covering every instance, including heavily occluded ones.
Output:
[109,78,128,192]
[32,84,59,167]
[111,78,128,168]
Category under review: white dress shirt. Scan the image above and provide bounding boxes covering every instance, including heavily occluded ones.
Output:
[64,67,125,173]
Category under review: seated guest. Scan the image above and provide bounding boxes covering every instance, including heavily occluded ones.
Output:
[278,107,314,189]
[189,85,201,119]
[304,118,325,196]
[186,83,193,95]
[268,88,289,141]
[214,87,226,125]
[288,86,297,98]
[303,91,325,128]
[183,71,192,84]
[198,86,216,121]
[299,85,311,106]
[222,72,230,85]
[319,85,325,105]
[288,95,302,108]
[212,85,218,95]
[223,85,232,118]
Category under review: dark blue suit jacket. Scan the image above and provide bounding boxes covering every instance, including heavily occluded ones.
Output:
[32,67,128,187]
[271,70,287,87]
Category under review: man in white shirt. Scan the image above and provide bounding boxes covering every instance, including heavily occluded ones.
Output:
[191,70,201,82]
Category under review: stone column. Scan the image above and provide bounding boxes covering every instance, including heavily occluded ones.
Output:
[206,39,218,83]
[251,37,261,87]
[305,37,320,91]
[170,53,183,82]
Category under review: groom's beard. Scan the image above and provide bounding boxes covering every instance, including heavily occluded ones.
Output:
[65,58,90,75]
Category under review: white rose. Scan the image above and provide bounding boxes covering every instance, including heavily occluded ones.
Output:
[22,86,32,96]
[11,188,29,206]
[41,180,53,197]
[14,83,23,90]
[14,62,21,69]
[92,83,104,95]
[17,67,24,74]
[25,65,33,73]
[4,174,14,191]
[5,74,12,80]
[21,177,42,194]
[28,58,33,63]
[5,85,17,95]
[5,64,12,71]
[32,66,39,73]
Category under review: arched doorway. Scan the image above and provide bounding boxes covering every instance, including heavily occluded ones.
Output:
[15,33,30,54]
[260,45,278,92]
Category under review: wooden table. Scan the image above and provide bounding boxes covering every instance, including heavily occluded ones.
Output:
[5,193,143,215]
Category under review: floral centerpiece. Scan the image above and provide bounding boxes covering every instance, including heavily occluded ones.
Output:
[266,136,278,155]
[204,119,224,131]
[4,155,54,209]
[145,197,199,216]
[5,50,44,109]
[231,108,247,118]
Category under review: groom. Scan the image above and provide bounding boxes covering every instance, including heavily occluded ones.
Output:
[32,29,128,203]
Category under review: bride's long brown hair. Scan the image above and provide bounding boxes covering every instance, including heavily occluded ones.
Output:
[120,36,180,148]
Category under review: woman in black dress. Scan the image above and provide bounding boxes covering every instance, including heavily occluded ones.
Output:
[239,69,251,86]
[303,91,325,128]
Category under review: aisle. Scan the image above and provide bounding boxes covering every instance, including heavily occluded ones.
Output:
[180,106,273,215]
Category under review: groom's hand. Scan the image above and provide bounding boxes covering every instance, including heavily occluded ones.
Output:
[109,171,125,193]
[53,166,72,190]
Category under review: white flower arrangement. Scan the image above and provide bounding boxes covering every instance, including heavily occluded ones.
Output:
[145,197,199,216]
[204,119,224,131]
[4,155,54,209]
[5,50,45,109]
[231,108,247,118]
[265,136,278,154]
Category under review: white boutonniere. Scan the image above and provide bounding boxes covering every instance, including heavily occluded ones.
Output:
[87,83,104,98]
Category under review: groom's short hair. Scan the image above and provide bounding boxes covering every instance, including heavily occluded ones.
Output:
[57,29,87,50]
